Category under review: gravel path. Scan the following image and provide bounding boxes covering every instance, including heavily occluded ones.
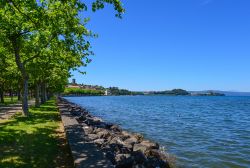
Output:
[0,100,35,120]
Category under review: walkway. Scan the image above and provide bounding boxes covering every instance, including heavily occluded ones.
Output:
[58,102,113,168]
[0,100,35,120]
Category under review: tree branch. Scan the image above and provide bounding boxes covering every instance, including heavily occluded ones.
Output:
[23,34,57,65]
[8,0,39,27]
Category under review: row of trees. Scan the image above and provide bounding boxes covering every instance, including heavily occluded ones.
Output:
[64,88,104,96]
[0,0,124,116]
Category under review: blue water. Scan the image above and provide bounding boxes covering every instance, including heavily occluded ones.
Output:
[65,96,250,168]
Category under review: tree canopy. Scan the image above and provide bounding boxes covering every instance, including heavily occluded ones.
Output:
[0,0,124,116]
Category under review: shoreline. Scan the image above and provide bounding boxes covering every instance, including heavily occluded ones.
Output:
[58,97,174,168]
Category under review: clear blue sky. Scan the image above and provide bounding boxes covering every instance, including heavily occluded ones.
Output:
[70,0,250,92]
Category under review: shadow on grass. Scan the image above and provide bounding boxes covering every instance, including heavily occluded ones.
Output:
[0,99,73,168]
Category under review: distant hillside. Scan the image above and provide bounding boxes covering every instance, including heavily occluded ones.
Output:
[190,90,250,96]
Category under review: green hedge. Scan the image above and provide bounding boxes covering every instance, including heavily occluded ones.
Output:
[63,88,104,96]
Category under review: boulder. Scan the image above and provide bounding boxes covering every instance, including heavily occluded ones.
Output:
[110,124,122,132]
[124,137,139,146]
[82,125,94,134]
[87,117,102,126]
[97,129,111,139]
[105,122,114,129]
[140,140,159,150]
[133,143,148,153]
[144,157,170,168]
[87,134,99,141]
[121,130,132,139]
[104,150,116,164]
[77,115,87,121]
[109,136,124,146]
[115,154,134,168]
[132,151,147,164]
[94,138,105,146]
[134,133,144,142]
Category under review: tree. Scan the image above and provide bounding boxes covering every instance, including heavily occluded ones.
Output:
[0,0,124,116]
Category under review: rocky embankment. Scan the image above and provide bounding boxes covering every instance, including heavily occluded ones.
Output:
[58,97,172,168]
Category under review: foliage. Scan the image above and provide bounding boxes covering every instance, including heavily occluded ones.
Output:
[64,87,104,96]
[150,89,190,95]
[108,87,144,95]
[0,0,124,115]
[0,96,19,106]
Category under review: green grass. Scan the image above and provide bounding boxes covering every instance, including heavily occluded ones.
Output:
[0,97,19,106]
[0,99,73,168]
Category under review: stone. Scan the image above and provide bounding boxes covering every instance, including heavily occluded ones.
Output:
[83,125,94,134]
[109,143,123,153]
[133,144,148,153]
[110,124,122,132]
[144,157,170,168]
[121,130,132,139]
[77,115,87,121]
[105,150,116,164]
[87,134,99,141]
[124,137,139,146]
[87,117,102,126]
[140,140,159,150]
[132,151,147,164]
[94,138,105,146]
[105,122,114,129]
[109,136,124,146]
[97,129,111,139]
[122,142,133,151]
[93,128,105,134]
[115,154,134,168]
[134,133,144,142]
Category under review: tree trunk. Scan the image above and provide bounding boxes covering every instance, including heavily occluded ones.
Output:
[35,83,40,107]
[41,82,45,104]
[17,86,21,101]
[22,78,29,115]
[44,83,48,102]
[0,85,4,103]
[12,36,29,116]
[10,88,13,102]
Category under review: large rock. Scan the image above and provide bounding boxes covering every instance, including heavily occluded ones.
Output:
[87,117,103,126]
[140,140,159,150]
[132,151,147,164]
[82,125,94,134]
[133,141,159,154]
[87,134,99,140]
[121,131,132,139]
[110,124,122,132]
[115,154,134,168]
[94,138,105,146]
[109,136,124,145]
[77,115,87,121]
[144,157,170,168]
[133,144,148,153]
[97,129,111,139]
[124,137,139,146]
[134,133,144,142]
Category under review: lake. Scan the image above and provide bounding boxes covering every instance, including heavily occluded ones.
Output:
[65,96,250,168]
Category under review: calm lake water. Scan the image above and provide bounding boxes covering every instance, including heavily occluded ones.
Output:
[65,96,250,168]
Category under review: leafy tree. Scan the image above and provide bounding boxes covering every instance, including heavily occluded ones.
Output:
[0,0,124,116]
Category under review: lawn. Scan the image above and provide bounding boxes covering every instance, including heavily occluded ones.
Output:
[0,96,19,106]
[0,99,74,168]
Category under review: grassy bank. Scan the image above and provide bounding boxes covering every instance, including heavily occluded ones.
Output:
[0,99,74,168]
[0,96,19,106]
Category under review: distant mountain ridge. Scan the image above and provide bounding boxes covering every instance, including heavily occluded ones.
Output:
[189,90,250,96]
